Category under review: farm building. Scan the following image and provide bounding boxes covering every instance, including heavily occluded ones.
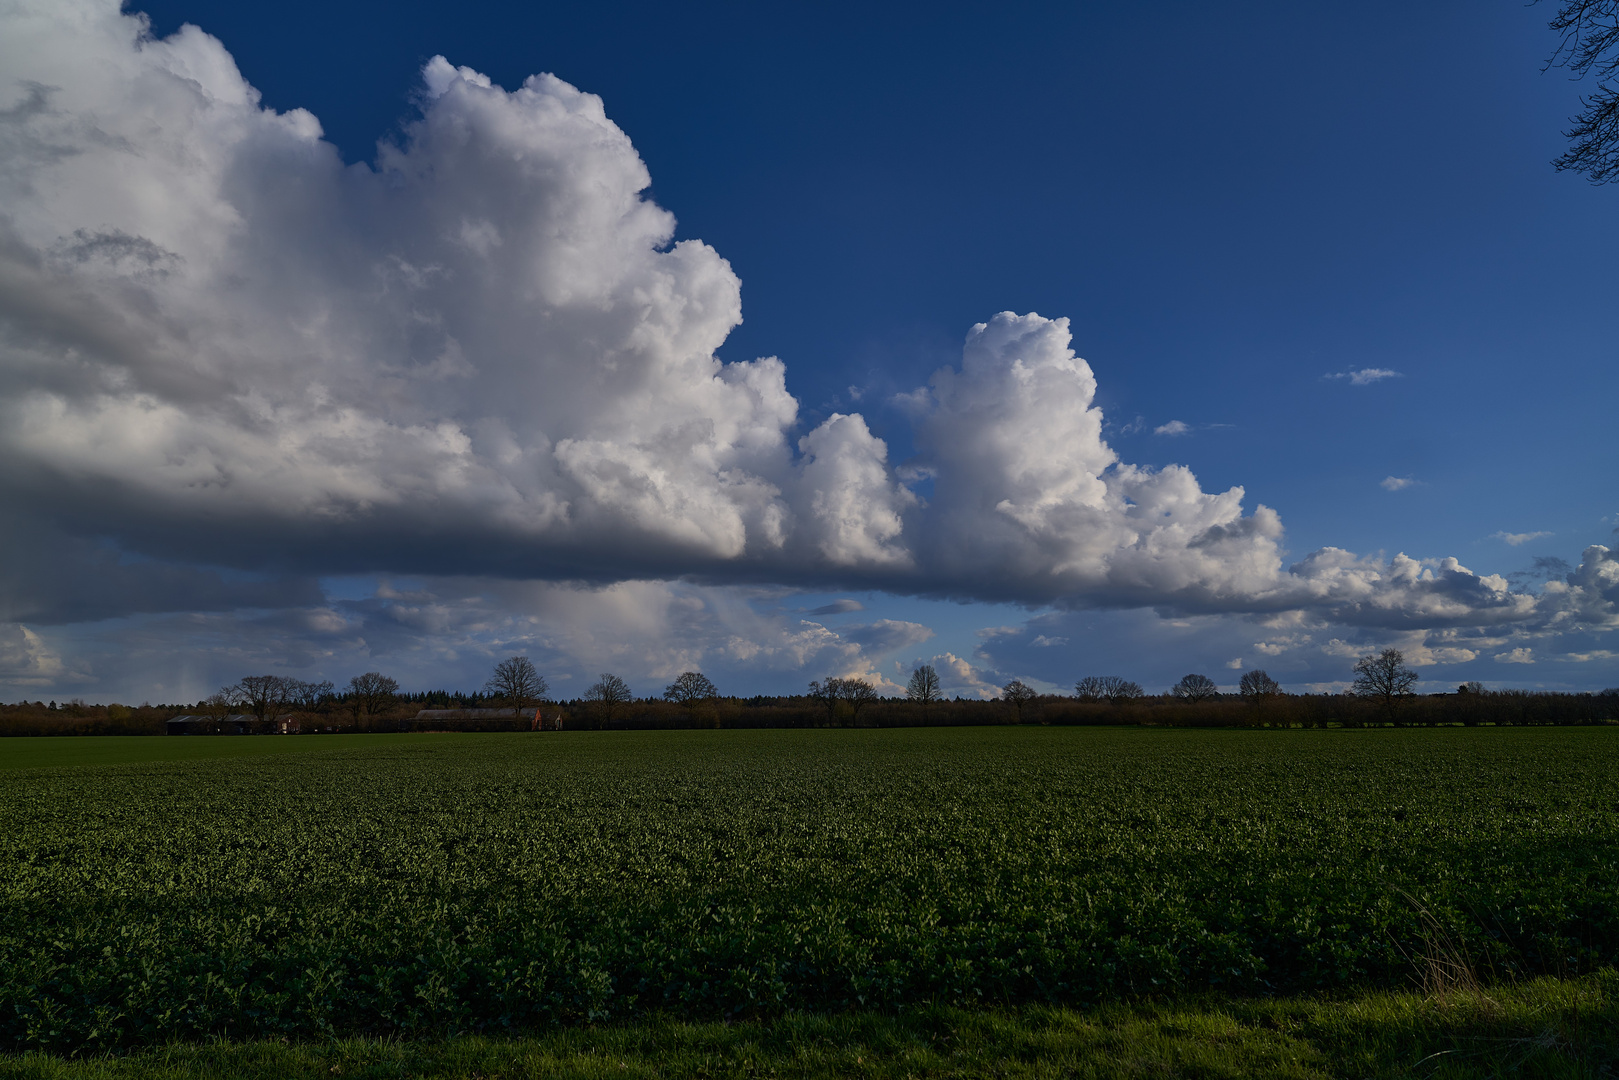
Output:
[166,714,299,735]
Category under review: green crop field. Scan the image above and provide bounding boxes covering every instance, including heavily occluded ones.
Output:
[0,733,414,773]
[2,727,1616,1064]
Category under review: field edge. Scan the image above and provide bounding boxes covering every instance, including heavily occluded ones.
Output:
[2,972,1614,1079]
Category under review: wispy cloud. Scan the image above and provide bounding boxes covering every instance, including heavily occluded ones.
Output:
[1380,476,1420,491]
[1154,420,1190,436]
[1492,530,1553,547]
[806,598,865,616]
[1325,368,1403,385]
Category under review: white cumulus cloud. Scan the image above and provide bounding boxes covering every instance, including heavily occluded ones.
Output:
[0,0,1289,613]
[1494,530,1554,547]
[922,651,1001,698]
[0,0,1615,699]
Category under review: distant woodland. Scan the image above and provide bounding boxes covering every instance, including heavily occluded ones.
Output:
[2,685,1616,736]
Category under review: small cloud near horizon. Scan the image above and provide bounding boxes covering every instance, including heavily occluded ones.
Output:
[1326,368,1402,385]
[1154,420,1190,436]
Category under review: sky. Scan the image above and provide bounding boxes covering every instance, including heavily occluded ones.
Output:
[1,0,1615,705]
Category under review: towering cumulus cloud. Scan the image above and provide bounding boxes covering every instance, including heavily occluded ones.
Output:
[1,0,1614,659]
[905,313,1288,605]
[0,6,801,579]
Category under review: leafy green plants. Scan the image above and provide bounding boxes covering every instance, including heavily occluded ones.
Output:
[0,727,1615,1053]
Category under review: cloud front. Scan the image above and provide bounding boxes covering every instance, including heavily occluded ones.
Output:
[1,0,1615,696]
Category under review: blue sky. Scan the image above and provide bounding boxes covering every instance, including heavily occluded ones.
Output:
[0,0,1614,703]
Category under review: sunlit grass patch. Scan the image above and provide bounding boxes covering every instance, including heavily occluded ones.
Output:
[3,973,1613,1078]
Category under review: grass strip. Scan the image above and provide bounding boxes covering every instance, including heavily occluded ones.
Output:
[3,972,1613,1080]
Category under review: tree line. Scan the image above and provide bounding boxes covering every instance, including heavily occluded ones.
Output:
[4,648,1616,735]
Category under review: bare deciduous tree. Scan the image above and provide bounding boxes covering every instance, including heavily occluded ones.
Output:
[1239,669,1281,700]
[906,665,941,713]
[1001,679,1037,721]
[1353,648,1418,720]
[202,688,236,722]
[1107,678,1145,705]
[1074,675,1143,704]
[1542,0,1619,183]
[484,657,546,718]
[1236,667,1275,702]
[837,678,879,723]
[289,679,333,710]
[584,673,632,725]
[663,671,718,712]
[807,678,844,723]
[1171,673,1219,703]
[1073,676,1106,703]
[236,675,296,722]
[348,671,400,719]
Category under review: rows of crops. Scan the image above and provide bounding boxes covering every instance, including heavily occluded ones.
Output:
[2,727,1616,1052]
